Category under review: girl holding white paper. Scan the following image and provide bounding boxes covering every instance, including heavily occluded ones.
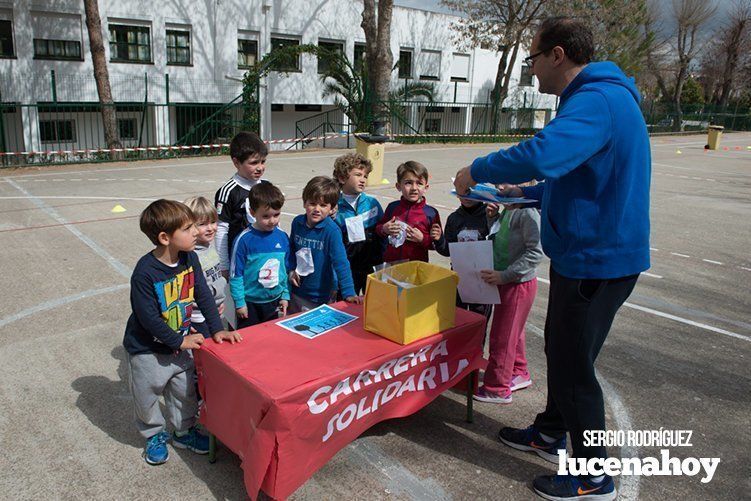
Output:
[474,201,543,404]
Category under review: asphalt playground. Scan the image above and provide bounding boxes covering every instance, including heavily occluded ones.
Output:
[0,133,749,500]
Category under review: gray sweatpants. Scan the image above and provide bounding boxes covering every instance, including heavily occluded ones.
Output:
[127,350,197,439]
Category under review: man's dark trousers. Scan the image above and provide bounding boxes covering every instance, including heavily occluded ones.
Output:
[534,265,638,461]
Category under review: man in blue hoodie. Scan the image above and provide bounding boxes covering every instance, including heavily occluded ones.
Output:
[455,17,650,501]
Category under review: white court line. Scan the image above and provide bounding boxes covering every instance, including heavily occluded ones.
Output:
[702,259,723,265]
[640,272,663,279]
[536,277,750,343]
[0,284,129,328]
[670,252,690,258]
[526,323,640,500]
[0,195,158,202]
[5,180,131,278]
[741,267,751,272]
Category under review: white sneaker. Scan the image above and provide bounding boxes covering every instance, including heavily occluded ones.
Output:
[510,375,532,392]
[473,386,512,403]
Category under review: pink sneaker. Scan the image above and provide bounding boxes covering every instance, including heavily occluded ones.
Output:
[510,375,532,392]
[473,386,512,404]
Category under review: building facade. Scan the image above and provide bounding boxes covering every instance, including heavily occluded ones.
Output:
[0,0,555,154]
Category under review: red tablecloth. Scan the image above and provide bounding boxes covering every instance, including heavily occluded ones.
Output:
[195,302,486,499]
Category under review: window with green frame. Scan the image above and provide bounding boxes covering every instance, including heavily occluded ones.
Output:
[0,20,14,57]
[237,39,258,69]
[269,37,300,71]
[317,40,343,74]
[39,119,76,142]
[109,24,151,63]
[354,42,366,70]
[118,118,137,140]
[34,39,82,60]
[166,29,190,65]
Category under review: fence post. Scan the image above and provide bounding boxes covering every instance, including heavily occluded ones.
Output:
[51,70,57,103]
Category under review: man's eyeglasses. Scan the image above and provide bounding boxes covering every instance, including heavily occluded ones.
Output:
[524,48,552,66]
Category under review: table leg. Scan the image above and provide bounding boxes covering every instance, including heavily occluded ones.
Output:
[466,370,477,423]
[209,432,217,463]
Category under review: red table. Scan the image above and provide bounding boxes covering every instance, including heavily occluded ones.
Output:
[195,302,486,499]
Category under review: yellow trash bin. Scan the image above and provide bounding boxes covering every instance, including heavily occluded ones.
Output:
[707,125,724,150]
[355,137,385,186]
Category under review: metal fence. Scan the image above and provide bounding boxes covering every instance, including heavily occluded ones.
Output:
[642,102,751,132]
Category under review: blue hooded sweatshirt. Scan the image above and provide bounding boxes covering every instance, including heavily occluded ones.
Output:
[471,62,650,279]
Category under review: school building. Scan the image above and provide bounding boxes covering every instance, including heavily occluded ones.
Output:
[0,0,556,155]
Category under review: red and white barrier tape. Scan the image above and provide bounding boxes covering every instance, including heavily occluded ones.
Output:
[0,132,532,158]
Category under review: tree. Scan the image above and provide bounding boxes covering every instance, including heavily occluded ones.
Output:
[361,0,394,134]
[715,0,751,107]
[442,0,549,133]
[670,0,716,130]
[317,47,435,132]
[554,0,654,76]
[643,0,673,103]
[83,0,121,150]
[678,76,704,106]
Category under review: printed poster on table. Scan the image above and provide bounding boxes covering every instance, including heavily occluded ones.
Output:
[277,304,358,339]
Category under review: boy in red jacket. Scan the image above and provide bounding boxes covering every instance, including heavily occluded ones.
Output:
[377,161,443,263]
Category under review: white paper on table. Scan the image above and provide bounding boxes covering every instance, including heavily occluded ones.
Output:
[295,247,315,276]
[449,240,501,304]
[223,281,237,329]
[345,214,366,242]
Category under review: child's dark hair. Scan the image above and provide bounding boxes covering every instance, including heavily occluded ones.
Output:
[139,199,194,245]
[248,182,285,211]
[302,176,340,208]
[230,131,268,162]
[332,152,373,185]
[396,160,429,183]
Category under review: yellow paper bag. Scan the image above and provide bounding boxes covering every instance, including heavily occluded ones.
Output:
[363,261,459,344]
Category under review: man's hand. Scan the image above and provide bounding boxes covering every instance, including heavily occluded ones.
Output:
[454,166,477,195]
[480,269,503,285]
[405,226,423,243]
[486,202,500,219]
[236,306,248,319]
[496,183,525,209]
[288,270,301,287]
[430,223,442,241]
[382,217,402,236]
[345,295,363,304]
[180,333,204,350]
[213,330,242,344]
[497,183,523,197]
[278,299,288,317]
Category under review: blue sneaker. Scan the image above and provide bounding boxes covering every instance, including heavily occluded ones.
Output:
[172,427,209,454]
[497,425,566,463]
[143,431,169,465]
[533,474,616,500]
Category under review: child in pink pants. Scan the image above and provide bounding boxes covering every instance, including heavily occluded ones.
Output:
[475,203,543,403]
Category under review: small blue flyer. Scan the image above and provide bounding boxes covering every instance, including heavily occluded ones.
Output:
[276,304,358,339]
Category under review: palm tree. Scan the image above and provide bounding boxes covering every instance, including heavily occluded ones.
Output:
[318,48,435,133]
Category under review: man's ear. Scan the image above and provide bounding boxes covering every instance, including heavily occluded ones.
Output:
[552,46,566,66]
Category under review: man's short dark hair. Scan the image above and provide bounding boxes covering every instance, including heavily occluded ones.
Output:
[248,182,285,211]
[230,131,268,162]
[538,17,594,66]
[302,176,340,208]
